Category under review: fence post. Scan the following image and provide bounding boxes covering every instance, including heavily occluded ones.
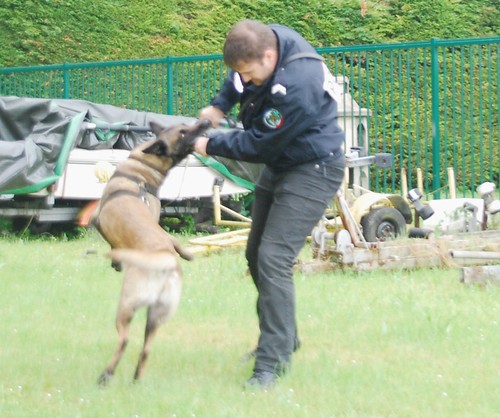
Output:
[63,62,70,99]
[166,56,173,115]
[431,38,441,198]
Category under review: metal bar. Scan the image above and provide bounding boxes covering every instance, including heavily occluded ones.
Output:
[167,56,174,115]
[81,122,150,132]
[345,156,377,168]
[431,38,442,198]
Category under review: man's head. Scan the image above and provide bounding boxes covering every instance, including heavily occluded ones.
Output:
[223,20,278,86]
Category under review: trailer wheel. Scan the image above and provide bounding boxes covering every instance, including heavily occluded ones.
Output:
[361,206,406,242]
[12,218,52,234]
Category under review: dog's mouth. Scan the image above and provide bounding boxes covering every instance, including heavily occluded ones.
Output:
[145,119,213,166]
[193,119,212,135]
[179,119,211,147]
[182,119,211,142]
[168,119,211,163]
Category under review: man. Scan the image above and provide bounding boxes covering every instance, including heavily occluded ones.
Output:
[194,20,345,389]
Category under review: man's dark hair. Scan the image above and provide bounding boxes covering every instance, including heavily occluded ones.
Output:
[223,20,278,68]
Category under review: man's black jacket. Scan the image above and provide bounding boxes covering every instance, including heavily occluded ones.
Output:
[207,24,345,172]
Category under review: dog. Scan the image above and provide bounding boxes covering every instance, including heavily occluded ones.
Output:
[93,118,211,385]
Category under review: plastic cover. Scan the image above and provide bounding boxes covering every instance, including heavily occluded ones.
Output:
[0,96,260,195]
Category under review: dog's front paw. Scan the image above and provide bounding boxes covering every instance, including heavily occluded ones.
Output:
[111,260,122,271]
[97,370,113,387]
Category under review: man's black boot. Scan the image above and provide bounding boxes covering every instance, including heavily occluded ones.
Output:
[244,370,278,390]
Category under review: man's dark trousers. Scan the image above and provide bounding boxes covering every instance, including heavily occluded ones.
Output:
[245,156,345,374]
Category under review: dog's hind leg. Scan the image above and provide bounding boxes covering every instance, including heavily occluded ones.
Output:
[104,249,181,382]
[133,311,160,381]
[133,278,181,381]
[98,307,134,386]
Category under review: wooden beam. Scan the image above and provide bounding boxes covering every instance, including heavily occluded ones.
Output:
[447,167,457,199]
[461,265,500,286]
[450,250,500,260]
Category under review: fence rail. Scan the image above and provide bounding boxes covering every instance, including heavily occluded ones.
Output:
[1,37,498,197]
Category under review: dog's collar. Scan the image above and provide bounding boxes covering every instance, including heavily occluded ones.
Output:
[110,172,159,197]
[103,189,152,205]
[96,181,157,219]
[93,172,160,233]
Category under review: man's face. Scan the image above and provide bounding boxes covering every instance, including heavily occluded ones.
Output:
[233,50,277,86]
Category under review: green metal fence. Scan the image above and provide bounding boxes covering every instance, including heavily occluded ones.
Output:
[1,36,498,197]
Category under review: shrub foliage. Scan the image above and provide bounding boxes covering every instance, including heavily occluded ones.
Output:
[0,0,498,67]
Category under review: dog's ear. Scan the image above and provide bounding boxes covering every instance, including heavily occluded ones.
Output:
[149,121,165,137]
[143,140,169,157]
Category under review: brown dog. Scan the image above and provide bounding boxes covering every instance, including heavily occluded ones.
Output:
[93,119,211,385]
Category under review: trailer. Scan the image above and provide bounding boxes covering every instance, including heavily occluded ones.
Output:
[0,97,254,231]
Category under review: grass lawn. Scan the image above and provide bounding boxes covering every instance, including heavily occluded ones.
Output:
[0,229,498,417]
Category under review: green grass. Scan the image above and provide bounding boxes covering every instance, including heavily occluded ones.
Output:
[0,230,499,417]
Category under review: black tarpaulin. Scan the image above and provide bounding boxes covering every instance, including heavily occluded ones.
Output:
[0,96,260,195]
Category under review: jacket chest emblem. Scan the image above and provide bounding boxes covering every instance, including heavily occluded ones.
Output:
[263,108,284,129]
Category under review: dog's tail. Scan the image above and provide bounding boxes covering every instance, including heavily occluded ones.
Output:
[106,249,178,271]
[166,235,193,261]
[173,240,194,261]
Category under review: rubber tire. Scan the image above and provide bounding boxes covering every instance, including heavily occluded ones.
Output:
[360,206,407,242]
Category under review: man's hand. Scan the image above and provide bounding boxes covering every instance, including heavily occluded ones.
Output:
[199,105,225,128]
[194,136,210,157]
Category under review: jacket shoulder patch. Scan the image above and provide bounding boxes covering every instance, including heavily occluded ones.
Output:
[271,83,287,96]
